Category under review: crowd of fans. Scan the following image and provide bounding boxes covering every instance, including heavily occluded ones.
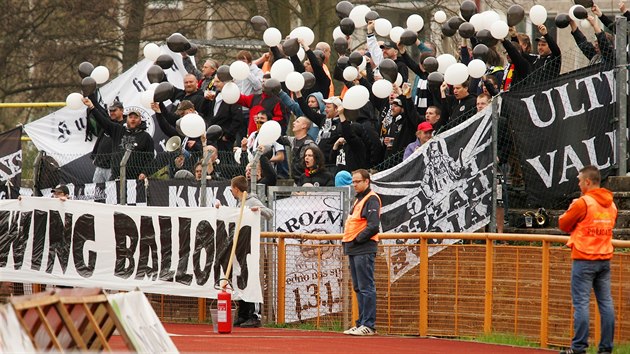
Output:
[81,3,620,191]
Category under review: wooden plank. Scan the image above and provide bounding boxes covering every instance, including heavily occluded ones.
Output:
[35,306,62,351]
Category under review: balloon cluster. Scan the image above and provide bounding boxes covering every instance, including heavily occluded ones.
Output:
[66,62,111,110]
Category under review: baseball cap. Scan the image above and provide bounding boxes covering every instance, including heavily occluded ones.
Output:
[380,40,398,49]
[417,122,433,132]
[108,101,124,111]
[323,96,343,107]
[127,108,142,117]
[391,98,403,107]
[176,100,195,115]
[53,184,69,195]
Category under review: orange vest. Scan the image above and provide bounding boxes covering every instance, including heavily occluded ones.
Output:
[343,191,381,243]
[567,195,616,260]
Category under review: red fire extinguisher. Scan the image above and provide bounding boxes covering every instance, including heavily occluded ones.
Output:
[216,279,232,334]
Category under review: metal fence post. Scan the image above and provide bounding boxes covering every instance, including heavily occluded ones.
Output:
[484,236,494,334]
[615,16,628,176]
[419,237,429,336]
[540,240,550,348]
[198,152,213,207]
[490,97,500,232]
[119,148,132,205]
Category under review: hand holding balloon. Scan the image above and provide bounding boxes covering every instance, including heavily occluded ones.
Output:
[538,24,548,36]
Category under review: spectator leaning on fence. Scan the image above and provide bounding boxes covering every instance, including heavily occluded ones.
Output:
[342,169,381,336]
[558,165,617,354]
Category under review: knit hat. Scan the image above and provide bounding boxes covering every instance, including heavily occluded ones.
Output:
[335,170,353,187]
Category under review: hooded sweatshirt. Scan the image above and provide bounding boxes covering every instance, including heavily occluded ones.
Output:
[558,187,617,260]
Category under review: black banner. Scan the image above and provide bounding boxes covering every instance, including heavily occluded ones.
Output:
[372,110,493,234]
[0,127,22,199]
[501,65,615,207]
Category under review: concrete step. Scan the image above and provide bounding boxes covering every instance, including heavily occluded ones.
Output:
[603,176,630,192]
[507,209,630,229]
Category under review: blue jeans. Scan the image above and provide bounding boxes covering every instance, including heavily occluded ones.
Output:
[571,259,615,352]
[349,253,376,329]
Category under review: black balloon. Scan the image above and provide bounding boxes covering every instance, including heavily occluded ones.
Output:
[400,30,418,46]
[78,62,94,79]
[340,18,355,36]
[572,5,588,20]
[282,38,300,57]
[166,33,191,53]
[472,43,489,61]
[555,13,571,29]
[336,1,353,19]
[186,43,198,56]
[422,57,438,73]
[574,0,594,7]
[302,72,316,89]
[250,15,269,32]
[379,59,398,82]
[263,78,282,96]
[81,77,97,96]
[206,125,223,141]
[427,72,444,85]
[476,29,498,47]
[216,65,232,82]
[365,11,379,21]
[334,36,349,55]
[348,51,363,67]
[334,57,349,81]
[460,0,477,22]
[458,22,475,38]
[507,5,525,27]
[154,82,175,102]
[447,16,465,31]
[441,22,457,37]
[155,54,174,69]
[337,56,349,68]
[147,65,165,84]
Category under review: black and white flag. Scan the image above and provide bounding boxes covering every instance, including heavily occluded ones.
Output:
[0,127,22,199]
[371,110,493,281]
[501,65,615,207]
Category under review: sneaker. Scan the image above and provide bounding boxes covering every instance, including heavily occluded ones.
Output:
[239,318,261,328]
[233,317,246,327]
[559,349,585,354]
[343,326,357,335]
[349,325,376,336]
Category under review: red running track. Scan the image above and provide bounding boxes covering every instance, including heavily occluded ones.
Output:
[113,323,558,354]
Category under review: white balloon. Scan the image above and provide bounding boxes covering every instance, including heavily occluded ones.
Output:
[343,85,370,110]
[529,5,547,26]
[297,47,306,61]
[270,58,294,82]
[436,54,457,74]
[444,63,469,85]
[66,93,84,110]
[143,43,161,61]
[395,73,403,87]
[390,26,404,43]
[343,66,359,81]
[490,21,509,39]
[469,14,484,32]
[90,66,109,84]
[374,18,392,37]
[407,14,425,32]
[358,56,367,71]
[467,59,487,78]
[372,79,393,98]
[580,18,591,29]
[434,11,447,24]
[482,11,501,30]
[229,61,250,81]
[263,27,282,47]
[290,26,315,46]
[180,113,206,138]
[285,71,305,92]
[332,26,345,40]
[140,90,155,109]
[349,5,371,28]
[221,82,241,104]
[258,120,282,146]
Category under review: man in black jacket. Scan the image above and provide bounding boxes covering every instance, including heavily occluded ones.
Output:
[89,100,125,183]
[83,97,154,180]
[437,80,477,131]
[205,76,244,152]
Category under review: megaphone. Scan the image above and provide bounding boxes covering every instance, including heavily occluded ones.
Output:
[165,136,182,152]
